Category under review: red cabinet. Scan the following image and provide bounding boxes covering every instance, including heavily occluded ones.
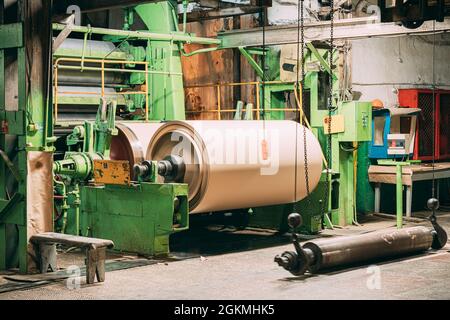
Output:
[398,89,450,161]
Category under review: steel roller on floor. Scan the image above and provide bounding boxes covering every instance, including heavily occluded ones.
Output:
[275,208,448,275]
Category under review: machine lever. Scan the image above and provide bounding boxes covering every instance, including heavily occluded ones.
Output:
[427,198,448,250]
[274,213,311,275]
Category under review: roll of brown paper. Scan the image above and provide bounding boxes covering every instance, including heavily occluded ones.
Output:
[147,120,323,214]
[110,122,163,178]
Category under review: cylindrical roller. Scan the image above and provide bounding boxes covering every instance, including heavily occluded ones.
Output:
[54,38,128,61]
[57,68,126,85]
[147,120,323,214]
[54,39,128,85]
[304,226,434,272]
[275,226,435,275]
[110,122,164,178]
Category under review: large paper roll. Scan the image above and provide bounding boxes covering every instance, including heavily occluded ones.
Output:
[147,120,323,214]
[110,122,163,177]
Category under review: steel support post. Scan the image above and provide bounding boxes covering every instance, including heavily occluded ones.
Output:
[396,164,403,229]
[0,223,5,269]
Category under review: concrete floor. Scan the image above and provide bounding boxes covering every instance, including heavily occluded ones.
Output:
[1,212,450,300]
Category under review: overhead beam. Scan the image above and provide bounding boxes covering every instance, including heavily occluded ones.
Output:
[75,0,158,13]
[218,16,450,48]
[74,0,271,14]
[185,6,264,22]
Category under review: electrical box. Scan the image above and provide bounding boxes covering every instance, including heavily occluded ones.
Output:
[93,160,131,185]
[329,101,372,142]
[368,107,419,159]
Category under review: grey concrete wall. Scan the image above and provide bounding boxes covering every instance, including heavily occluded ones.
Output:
[267,0,320,25]
[351,34,450,107]
[267,0,450,107]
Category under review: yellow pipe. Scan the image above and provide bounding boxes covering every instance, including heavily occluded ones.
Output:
[54,57,151,123]
[58,91,147,95]
[55,57,149,65]
[186,107,303,114]
[184,80,293,89]
[256,83,260,120]
[217,85,222,120]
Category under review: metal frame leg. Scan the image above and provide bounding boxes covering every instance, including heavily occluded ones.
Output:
[406,184,413,218]
[374,183,381,213]
[0,224,5,269]
[396,164,403,229]
[18,225,27,273]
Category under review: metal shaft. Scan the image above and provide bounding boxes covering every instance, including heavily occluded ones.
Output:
[305,226,433,272]
[276,226,436,275]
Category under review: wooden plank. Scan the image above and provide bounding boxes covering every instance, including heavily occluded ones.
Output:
[368,165,413,175]
[368,173,412,186]
[368,162,450,185]
[182,18,235,120]
[30,232,114,248]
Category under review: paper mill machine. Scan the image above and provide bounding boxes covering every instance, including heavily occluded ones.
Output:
[0,0,329,273]
[51,0,325,250]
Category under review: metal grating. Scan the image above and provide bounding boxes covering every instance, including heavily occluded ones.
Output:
[417,93,434,157]
[440,94,450,157]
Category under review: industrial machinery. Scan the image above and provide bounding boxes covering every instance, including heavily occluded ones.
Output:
[49,1,328,259]
[241,43,373,230]
[0,0,369,272]
[369,108,420,159]
[0,0,416,274]
[275,198,448,275]
[379,0,449,29]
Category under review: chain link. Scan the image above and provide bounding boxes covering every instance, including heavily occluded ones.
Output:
[320,0,334,222]
[300,0,311,208]
[293,0,311,215]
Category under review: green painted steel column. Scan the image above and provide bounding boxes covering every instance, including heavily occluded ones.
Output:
[0,0,6,270]
[134,1,186,121]
[0,224,5,269]
[356,142,374,213]
[396,163,403,229]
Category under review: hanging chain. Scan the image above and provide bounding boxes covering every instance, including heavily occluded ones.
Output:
[300,0,311,202]
[321,0,334,220]
[293,0,311,215]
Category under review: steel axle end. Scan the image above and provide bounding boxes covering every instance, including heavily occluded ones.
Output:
[274,251,307,276]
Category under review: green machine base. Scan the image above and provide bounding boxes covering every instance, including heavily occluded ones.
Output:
[80,182,189,256]
[248,175,328,234]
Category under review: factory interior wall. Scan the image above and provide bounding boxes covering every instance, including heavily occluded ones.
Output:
[181,16,258,120]
[352,34,450,214]
[267,0,320,25]
[351,34,450,108]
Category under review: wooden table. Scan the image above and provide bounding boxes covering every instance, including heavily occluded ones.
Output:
[368,162,450,217]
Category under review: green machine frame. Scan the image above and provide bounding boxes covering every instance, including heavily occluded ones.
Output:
[240,44,372,232]
[0,0,53,272]
[0,0,217,272]
[51,1,214,256]
[0,0,374,273]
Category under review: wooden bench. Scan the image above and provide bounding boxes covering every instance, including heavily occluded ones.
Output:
[30,232,114,284]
